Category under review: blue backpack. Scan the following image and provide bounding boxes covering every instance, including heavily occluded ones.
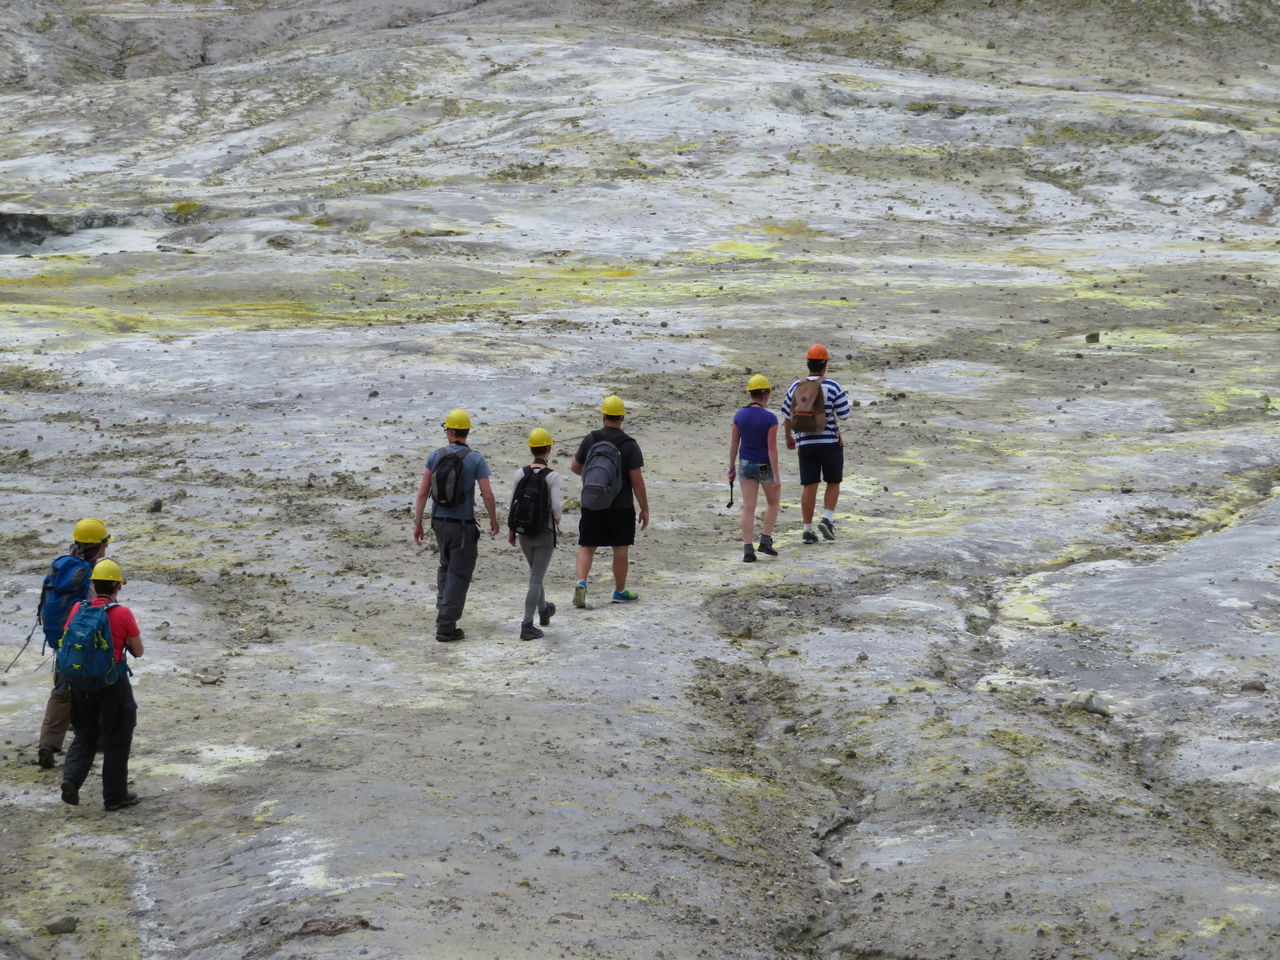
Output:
[38,555,93,651]
[56,602,126,691]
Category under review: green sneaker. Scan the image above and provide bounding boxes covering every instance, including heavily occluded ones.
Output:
[573,580,587,608]
[802,529,820,544]
[611,589,639,603]
[818,517,835,540]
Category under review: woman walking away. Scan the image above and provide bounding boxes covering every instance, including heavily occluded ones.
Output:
[508,427,562,639]
[728,374,782,562]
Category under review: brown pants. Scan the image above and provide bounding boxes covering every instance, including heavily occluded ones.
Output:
[38,674,71,751]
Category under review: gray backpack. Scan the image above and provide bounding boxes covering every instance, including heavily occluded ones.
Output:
[580,439,624,511]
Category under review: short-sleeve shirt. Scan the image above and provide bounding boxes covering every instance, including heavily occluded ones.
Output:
[733,405,778,463]
[573,427,643,510]
[426,443,491,520]
[781,377,850,445]
[65,597,140,662]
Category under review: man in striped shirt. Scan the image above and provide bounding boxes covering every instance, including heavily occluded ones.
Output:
[782,344,851,544]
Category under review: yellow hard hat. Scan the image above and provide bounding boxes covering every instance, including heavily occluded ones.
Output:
[600,395,626,417]
[528,427,553,448]
[442,408,472,430]
[72,517,111,543]
[91,559,124,582]
[747,374,772,392]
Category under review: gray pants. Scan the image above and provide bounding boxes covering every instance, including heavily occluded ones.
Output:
[518,528,555,623]
[432,519,479,631]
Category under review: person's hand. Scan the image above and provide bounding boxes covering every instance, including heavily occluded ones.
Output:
[507,530,517,546]
[785,435,796,450]
[770,477,782,491]
[727,468,736,479]
[489,517,500,537]
[413,520,425,545]
[639,508,650,531]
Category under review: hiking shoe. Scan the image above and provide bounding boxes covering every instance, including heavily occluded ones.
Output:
[435,627,465,643]
[802,529,820,545]
[38,746,57,770]
[105,792,139,812]
[539,601,556,627]
[818,517,836,541]
[60,780,79,806]
[573,580,587,608]
[611,589,639,603]
[743,544,757,563]
[757,533,778,556]
[520,621,544,641]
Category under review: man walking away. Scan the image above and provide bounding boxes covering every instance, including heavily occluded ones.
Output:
[782,344,851,544]
[571,395,649,606]
[36,517,111,770]
[412,408,500,642]
[508,427,562,640]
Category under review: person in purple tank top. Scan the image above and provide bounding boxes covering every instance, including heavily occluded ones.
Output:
[728,374,782,562]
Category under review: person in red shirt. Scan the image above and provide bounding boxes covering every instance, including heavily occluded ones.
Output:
[59,559,144,811]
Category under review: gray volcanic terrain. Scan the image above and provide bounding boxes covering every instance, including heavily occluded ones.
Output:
[2,2,1280,959]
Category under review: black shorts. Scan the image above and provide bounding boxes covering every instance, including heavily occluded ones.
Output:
[578,507,636,547]
[797,442,843,485]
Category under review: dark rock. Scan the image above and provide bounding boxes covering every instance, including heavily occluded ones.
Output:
[45,916,78,935]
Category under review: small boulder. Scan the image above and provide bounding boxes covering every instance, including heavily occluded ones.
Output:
[45,916,78,935]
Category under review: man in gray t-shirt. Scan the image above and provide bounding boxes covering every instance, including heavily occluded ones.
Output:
[412,408,499,642]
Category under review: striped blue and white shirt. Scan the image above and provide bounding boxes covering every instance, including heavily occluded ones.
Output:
[781,377,850,446]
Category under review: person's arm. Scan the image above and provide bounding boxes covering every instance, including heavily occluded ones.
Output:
[412,467,433,545]
[766,423,781,487]
[124,634,143,657]
[631,468,649,531]
[728,422,740,480]
[570,459,583,476]
[549,471,563,527]
[784,416,796,450]
[478,476,500,536]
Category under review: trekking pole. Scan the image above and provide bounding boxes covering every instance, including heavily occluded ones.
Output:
[726,476,735,509]
[4,620,38,674]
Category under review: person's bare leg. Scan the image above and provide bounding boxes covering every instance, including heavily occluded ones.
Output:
[611,546,629,591]
[739,479,760,543]
[762,482,781,537]
[576,546,595,582]
[801,483,818,524]
[823,483,841,511]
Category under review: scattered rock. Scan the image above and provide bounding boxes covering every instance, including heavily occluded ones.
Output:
[1085,331,1100,343]
[147,498,163,513]
[45,916,78,935]
[1241,679,1267,693]
[1065,690,1111,717]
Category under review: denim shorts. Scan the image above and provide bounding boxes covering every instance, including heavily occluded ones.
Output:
[738,459,774,483]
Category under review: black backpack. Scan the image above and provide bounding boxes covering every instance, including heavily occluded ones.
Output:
[430,448,472,507]
[509,465,552,536]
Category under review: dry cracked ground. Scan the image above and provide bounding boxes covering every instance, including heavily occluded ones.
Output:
[1,1,1280,958]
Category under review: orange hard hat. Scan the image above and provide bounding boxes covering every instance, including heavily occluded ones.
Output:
[806,343,830,361]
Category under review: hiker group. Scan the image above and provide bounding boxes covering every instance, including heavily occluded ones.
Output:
[32,517,144,811]
[413,394,648,642]
[413,342,849,639]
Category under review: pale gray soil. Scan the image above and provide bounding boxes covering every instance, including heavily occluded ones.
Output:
[1,2,1280,959]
